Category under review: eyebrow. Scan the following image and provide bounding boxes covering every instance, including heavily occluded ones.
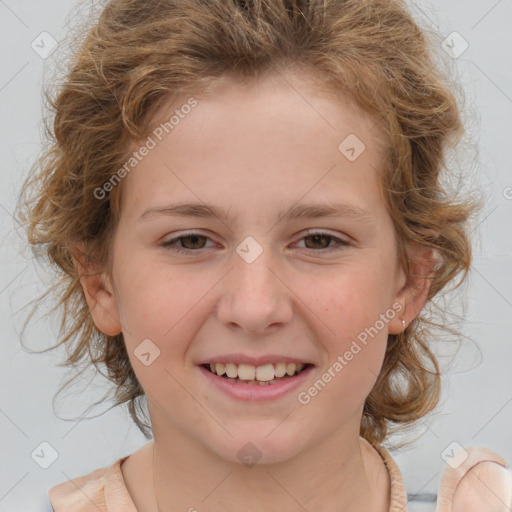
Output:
[139,201,375,224]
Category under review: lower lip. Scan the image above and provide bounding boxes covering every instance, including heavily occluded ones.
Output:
[198,365,314,402]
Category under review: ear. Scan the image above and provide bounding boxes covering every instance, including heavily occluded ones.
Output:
[71,244,122,336]
[388,242,443,335]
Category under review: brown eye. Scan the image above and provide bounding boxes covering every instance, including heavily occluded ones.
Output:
[303,233,333,249]
[177,234,208,249]
[295,230,349,252]
[161,233,213,253]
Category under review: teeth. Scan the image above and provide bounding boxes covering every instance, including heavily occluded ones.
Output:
[255,363,274,381]
[225,363,238,378]
[286,363,297,376]
[206,362,307,381]
[274,362,287,377]
[238,364,255,380]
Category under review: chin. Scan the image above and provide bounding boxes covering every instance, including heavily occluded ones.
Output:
[204,427,309,467]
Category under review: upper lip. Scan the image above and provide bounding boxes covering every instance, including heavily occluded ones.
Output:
[196,354,314,366]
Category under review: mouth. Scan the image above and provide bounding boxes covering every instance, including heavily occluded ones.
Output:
[201,362,313,386]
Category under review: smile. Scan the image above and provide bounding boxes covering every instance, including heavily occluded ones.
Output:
[202,362,311,386]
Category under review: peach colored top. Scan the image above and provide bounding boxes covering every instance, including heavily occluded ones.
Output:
[48,439,512,511]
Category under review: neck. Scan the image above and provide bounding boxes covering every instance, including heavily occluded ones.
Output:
[150,422,387,512]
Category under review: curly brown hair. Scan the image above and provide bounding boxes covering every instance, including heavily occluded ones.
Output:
[16,0,481,448]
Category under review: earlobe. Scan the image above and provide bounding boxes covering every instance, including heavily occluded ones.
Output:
[71,247,122,337]
[388,243,443,335]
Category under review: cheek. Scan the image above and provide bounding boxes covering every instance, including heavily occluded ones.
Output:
[306,267,390,384]
[115,264,205,399]
[114,256,212,340]
[306,297,389,417]
[307,264,391,339]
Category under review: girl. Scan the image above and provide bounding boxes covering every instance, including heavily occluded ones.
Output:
[17,0,512,510]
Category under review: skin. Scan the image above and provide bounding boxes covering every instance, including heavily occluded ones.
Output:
[76,69,439,512]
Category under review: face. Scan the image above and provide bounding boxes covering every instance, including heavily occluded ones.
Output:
[86,70,422,465]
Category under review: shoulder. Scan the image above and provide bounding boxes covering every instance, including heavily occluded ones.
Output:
[437,444,512,512]
[48,457,130,512]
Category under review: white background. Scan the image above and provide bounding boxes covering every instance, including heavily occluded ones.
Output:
[0,1,511,511]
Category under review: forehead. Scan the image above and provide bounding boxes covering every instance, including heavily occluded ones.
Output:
[117,70,388,221]
[150,69,382,148]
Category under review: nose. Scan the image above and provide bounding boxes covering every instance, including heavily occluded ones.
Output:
[215,245,293,335]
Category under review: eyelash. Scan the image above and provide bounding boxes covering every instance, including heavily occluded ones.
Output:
[160,230,350,255]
